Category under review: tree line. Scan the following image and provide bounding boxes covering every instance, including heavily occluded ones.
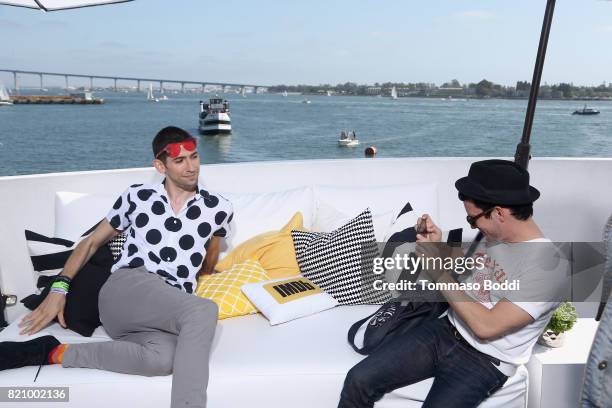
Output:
[268,79,612,99]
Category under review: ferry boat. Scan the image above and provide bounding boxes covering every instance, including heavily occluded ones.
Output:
[199,97,231,135]
[573,105,600,115]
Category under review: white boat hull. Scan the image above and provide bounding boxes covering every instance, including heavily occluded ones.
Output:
[199,112,232,135]
[338,139,360,147]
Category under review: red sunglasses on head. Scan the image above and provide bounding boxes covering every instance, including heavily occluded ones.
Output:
[155,138,197,159]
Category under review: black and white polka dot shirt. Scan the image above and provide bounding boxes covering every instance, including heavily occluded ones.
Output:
[105,180,233,294]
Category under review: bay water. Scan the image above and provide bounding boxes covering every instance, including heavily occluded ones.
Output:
[0,92,610,176]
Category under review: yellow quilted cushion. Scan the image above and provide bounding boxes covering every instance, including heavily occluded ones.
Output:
[196,260,270,319]
[215,212,304,279]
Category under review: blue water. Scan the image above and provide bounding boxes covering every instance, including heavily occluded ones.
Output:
[0,92,610,176]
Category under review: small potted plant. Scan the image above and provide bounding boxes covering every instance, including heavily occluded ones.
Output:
[538,302,578,348]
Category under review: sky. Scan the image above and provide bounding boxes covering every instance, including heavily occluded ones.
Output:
[1,0,612,88]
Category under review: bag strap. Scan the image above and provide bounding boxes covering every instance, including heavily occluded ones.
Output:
[347,309,381,355]
[347,300,409,355]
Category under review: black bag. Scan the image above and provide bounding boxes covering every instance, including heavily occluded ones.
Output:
[348,299,448,355]
[0,287,8,328]
[347,208,461,355]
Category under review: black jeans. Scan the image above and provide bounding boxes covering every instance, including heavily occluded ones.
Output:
[338,317,508,408]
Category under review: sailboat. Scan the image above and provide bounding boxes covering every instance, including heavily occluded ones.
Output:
[241,87,247,98]
[390,86,398,100]
[282,90,288,97]
[147,84,159,103]
[0,83,13,106]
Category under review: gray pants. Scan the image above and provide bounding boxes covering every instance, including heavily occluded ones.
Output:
[62,267,218,408]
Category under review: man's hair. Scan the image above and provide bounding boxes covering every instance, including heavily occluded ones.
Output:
[152,126,194,162]
[458,192,533,221]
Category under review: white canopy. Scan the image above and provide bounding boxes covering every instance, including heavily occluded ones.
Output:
[0,0,132,11]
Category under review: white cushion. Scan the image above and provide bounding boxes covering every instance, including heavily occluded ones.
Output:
[0,307,526,408]
[312,201,394,242]
[218,186,314,249]
[241,276,338,325]
[54,192,116,241]
[313,184,438,238]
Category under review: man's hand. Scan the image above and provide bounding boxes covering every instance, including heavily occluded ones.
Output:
[415,214,442,242]
[196,236,222,279]
[19,292,67,335]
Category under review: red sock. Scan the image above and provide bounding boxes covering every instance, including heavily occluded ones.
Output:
[47,344,69,364]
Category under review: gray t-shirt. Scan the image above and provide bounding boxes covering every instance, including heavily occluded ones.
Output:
[448,238,570,374]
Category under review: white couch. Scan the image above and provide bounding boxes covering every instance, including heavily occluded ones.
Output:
[2,157,611,407]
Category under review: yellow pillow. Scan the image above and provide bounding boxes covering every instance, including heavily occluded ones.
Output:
[215,212,304,279]
[196,260,269,319]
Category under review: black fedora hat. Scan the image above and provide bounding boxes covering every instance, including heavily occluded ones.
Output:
[455,159,540,205]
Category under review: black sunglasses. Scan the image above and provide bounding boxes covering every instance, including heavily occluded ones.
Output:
[466,208,494,229]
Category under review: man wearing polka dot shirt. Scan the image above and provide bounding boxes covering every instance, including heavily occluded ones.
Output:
[6,126,233,408]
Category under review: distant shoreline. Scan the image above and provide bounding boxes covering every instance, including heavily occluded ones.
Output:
[297,93,612,102]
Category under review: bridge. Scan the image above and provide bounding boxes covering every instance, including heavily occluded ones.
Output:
[0,68,269,93]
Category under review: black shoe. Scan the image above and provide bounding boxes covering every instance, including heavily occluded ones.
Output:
[0,335,60,370]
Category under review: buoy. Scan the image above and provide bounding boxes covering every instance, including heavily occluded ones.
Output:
[365,146,377,157]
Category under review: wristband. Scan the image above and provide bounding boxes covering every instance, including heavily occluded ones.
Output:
[51,281,69,290]
[51,276,71,294]
[54,275,72,284]
[50,287,68,296]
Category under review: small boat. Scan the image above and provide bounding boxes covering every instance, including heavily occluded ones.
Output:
[441,96,467,102]
[338,130,360,147]
[147,84,159,103]
[0,83,13,106]
[199,97,231,135]
[390,86,398,100]
[159,87,169,101]
[302,99,311,104]
[282,90,288,97]
[241,88,247,98]
[327,90,332,97]
[573,105,600,115]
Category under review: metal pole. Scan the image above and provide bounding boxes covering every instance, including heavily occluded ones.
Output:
[468,0,557,258]
[514,0,556,170]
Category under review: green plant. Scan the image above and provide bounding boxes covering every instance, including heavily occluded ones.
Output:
[546,302,578,334]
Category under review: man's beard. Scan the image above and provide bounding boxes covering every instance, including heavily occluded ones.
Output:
[170,175,198,192]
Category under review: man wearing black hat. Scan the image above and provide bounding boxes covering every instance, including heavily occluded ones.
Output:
[339,159,568,408]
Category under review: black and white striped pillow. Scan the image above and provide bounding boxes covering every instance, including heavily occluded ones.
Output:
[25,223,126,277]
[291,209,390,305]
[25,230,77,277]
[22,227,117,337]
